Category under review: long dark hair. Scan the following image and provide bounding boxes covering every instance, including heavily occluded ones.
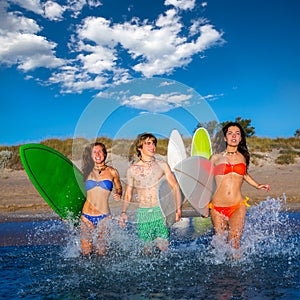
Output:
[82,142,107,180]
[215,122,250,168]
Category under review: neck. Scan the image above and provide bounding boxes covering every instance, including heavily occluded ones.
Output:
[94,164,105,169]
[225,149,237,155]
[141,157,154,163]
[94,164,106,175]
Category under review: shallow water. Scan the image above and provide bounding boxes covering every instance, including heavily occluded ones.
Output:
[1,197,299,299]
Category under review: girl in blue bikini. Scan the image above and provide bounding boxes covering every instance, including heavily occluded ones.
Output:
[80,142,122,256]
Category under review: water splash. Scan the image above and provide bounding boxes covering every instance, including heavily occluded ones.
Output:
[3,198,299,299]
[242,194,299,259]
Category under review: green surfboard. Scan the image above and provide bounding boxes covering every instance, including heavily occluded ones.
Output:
[19,144,86,222]
[191,127,212,159]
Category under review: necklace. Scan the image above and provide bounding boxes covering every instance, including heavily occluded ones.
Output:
[94,165,107,175]
[141,158,154,167]
[225,150,237,155]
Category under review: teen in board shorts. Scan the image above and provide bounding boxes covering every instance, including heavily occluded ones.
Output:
[120,133,182,254]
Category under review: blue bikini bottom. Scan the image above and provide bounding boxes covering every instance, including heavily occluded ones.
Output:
[81,213,109,226]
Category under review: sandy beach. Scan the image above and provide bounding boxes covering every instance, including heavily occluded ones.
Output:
[0,152,299,223]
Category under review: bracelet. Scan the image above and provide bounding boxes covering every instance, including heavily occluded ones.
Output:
[121,211,126,214]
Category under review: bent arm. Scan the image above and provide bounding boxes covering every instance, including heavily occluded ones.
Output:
[119,183,133,227]
[164,162,182,221]
[244,173,270,191]
[111,168,122,200]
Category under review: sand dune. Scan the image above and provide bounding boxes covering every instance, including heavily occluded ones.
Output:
[0,153,299,222]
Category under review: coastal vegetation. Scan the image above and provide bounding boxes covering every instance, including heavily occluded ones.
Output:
[0,135,299,170]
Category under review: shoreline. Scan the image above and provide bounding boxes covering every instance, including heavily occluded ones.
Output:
[1,201,300,224]
[1,156,300,223]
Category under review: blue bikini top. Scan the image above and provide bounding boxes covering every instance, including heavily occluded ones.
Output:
[85,179,113,191]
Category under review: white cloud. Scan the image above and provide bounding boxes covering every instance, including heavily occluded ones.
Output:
[0,4,64,70]
[159,81,175,87]
[9,0,44,15]
[0,32,64,70]
[43,1,65,21]
[0,4,40,34]
[86,0,102,8]
[121,92,192,113]
[75,9,222,81]
[1,0,223,96]
[132,23,222,77]
[77,44,116,74]
[164,0,195,10]
[202,93,224,101]
[8,0,101,20]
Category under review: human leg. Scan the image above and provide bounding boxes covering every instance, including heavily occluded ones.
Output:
[80,219,94,256]
[95,217,110,256]
[136,207,170,253]
[228,205,246,249]
[156,237,169,252]
[210,207,228,237]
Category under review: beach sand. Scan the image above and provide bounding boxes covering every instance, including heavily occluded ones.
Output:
[0,153,299,223]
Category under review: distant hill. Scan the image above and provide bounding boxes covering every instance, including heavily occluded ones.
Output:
[0,136,299,170]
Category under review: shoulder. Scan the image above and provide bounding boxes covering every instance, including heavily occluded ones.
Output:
[155,158,167,165]
[107,166,119,176]
[210,152,224,165]
[154,158,171,174]
[126,163,138,175]
[154,158,168,168]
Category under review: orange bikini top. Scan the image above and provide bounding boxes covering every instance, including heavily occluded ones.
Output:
[214,162,246,176]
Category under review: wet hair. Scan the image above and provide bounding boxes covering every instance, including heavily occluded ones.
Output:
[82,142,107,180]
[215,122,250,168]
[134,132,157,159]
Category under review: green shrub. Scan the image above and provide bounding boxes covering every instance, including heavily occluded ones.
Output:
[275,154,296,165]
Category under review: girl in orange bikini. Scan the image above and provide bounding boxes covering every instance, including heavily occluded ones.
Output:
[209,122,270,250]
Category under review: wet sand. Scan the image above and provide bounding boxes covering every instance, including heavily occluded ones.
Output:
[0,154,300,223]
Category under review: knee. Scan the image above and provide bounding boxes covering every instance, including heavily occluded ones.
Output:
[81,240,92,255]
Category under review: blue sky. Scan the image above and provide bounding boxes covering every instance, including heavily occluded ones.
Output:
[0,0,299,146]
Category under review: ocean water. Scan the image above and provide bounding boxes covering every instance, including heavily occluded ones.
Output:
[0,197,299,300]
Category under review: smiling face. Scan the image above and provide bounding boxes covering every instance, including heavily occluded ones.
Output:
[139,137,156,159]
[224,126,242,147]
[91,144,106,165]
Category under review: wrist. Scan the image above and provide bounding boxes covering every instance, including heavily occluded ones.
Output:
[121,211,126,214]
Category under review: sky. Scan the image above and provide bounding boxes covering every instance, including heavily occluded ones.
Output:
[0,0,299,146]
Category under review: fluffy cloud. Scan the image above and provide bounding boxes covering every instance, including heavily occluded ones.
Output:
[0,3,64,70]
[0,0,223,97]
[121,92,192,113]
[164,0,196,10]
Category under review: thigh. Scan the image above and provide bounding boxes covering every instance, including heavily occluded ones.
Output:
[95,219,110,255]
[80,218,94,240]
[228,205,247,247]
[210,208,228,235]
[229,205,246,233]
[80,220,94,255]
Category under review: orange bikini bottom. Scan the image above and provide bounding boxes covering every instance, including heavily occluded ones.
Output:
[208,197,250,218]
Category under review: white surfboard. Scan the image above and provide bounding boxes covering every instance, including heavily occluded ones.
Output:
[158,177,177,227]
[173,156,214,217]
[167,129,187,171]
